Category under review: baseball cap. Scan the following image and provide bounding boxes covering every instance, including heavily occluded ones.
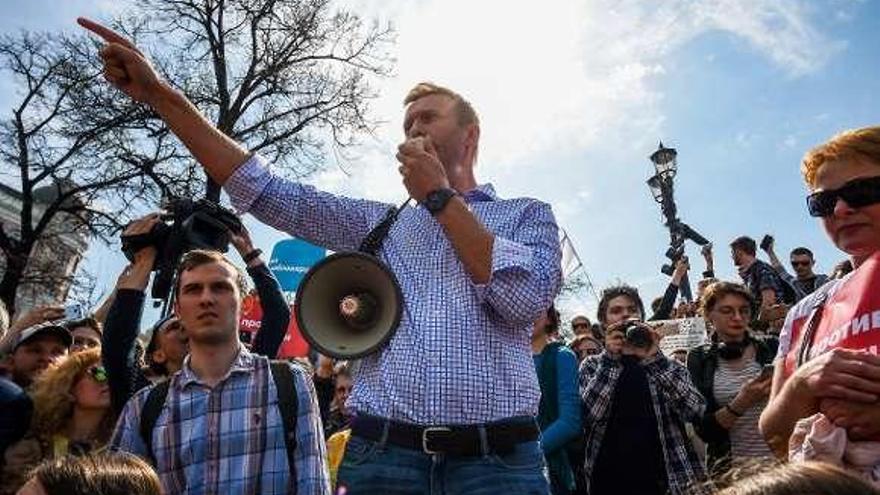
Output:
[14,321,73,351]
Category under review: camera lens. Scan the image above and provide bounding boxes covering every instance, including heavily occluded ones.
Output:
[624,323,653,349]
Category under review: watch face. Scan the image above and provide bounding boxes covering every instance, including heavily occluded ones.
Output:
[426,189,452,213]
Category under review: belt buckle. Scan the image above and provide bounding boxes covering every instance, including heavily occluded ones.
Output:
[422,427,452,455]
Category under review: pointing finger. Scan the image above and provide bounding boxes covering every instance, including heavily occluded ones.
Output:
[78,17,141,54]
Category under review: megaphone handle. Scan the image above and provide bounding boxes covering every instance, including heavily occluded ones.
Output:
[359,197,412,256]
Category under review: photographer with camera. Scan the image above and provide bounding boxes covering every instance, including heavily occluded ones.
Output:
[579,285,706,495]
[759,236,829,301]
[101,213,290,413]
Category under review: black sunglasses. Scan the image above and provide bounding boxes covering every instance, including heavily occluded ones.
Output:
[807,176,880,217]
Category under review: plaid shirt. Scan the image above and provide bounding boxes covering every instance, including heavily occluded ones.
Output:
[741,259,791,304]
[226,154,561,425]
[110,347,330,495]
[578,352,708,495]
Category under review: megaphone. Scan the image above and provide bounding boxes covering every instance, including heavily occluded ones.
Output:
[295,251,403,359]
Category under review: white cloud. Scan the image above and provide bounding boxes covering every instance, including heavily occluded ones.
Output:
[304,0,843,316]
[318,0,841,200]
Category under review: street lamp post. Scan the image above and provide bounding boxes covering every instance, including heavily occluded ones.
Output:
[645,142,710,303]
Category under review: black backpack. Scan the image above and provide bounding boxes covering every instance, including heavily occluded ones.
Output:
[139,360,299,480]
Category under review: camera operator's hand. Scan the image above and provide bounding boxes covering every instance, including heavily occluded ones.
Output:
[117,214,160,291]
[230,223,262,267]
[620,321,662,361]
[396,136,451,202]
[603,320,629,356]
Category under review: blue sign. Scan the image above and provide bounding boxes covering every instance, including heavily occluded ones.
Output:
[268,239,326,292]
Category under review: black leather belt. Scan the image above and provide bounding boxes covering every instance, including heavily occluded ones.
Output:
[350,415,539,456]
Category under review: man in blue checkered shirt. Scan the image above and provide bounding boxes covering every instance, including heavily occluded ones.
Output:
[109,250,330,494]
[83,16,562,494]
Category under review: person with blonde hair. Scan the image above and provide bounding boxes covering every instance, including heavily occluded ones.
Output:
[1,348,114,494]
[16,452,162,495]
[760,126,880,474]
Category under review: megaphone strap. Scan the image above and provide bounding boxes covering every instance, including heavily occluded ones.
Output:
[359,198,411,255]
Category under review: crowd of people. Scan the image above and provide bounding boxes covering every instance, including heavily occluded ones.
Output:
[0,15,879,495]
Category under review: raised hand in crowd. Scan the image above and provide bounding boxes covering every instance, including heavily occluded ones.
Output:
[228,223,269,273]
[671,256,690,287]
[118,214,160,291]
[701,242,715,277]
[758,303,789,331]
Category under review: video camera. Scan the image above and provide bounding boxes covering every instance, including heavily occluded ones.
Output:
[121,197,243,302]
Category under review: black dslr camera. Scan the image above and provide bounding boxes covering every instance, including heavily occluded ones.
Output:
[624,321,653,349]
[121,198,243,301]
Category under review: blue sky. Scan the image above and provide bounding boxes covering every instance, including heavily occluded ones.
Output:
[1,0,878,323]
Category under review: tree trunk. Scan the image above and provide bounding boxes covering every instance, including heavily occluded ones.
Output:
[0,249,28,315]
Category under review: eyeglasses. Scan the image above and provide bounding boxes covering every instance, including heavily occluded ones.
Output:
[806,176,880,217]
[335,386,353,395]
[87,366,108,384]
[579,348,602,357]
[716,306,752,318]
[791,260,812,268]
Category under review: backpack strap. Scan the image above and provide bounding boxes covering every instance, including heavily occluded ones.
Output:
[139,379,171,462]
[270,360,299,484]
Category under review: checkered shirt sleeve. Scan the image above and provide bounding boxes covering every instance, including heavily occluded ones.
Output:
[224,154,562,425]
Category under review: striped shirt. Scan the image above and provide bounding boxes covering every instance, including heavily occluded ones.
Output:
[110,347,330,495]
[225,154,562,425]
[713,360,773,458]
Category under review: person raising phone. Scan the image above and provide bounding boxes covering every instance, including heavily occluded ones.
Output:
[687,282,778,477]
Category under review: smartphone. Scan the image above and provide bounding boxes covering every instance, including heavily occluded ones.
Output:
[64,304,84,320]
[760,234,774,251]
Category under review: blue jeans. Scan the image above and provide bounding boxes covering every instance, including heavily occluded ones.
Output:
[337,434,550,495]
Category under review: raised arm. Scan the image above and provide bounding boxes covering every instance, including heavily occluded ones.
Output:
[102,214,158,413]
[78,18,248,184]
[230,224,290,358]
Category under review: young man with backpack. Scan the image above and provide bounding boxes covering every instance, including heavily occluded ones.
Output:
[109,250,330,494]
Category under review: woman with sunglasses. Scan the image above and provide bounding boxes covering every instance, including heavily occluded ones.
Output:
[687,282,777,478]
[1,349,114,495]
[760,126,880,462]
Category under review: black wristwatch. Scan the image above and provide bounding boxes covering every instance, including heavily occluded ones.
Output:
[422,188,457,216]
